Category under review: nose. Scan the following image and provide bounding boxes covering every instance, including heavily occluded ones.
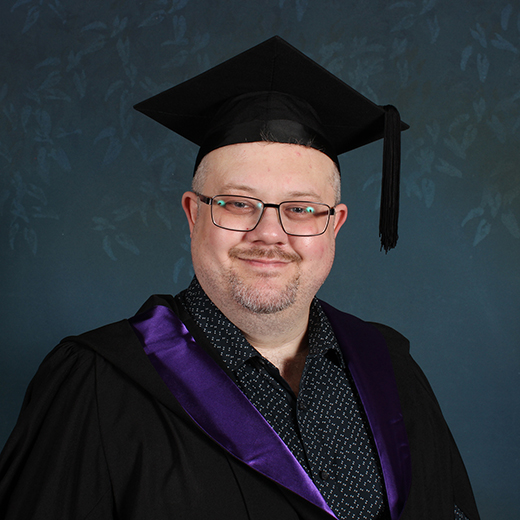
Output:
[247,206,287,243]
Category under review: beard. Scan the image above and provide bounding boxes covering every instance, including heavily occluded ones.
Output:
[229,270,301,314]
[227,246,302,314]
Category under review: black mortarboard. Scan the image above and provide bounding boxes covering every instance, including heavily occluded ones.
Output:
[134,36,408,251]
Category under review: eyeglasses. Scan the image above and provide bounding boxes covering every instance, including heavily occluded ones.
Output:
[197,194,336,237]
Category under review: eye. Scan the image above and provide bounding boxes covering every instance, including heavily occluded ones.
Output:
[291,206,312,214]
[216,197,259,213]
[230,200,252,210]
[290,206,302,213]
[284,203,316,216]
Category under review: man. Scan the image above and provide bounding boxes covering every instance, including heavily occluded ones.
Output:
[0,37,479,519]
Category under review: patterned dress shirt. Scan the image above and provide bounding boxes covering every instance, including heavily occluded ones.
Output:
[180,277,468,520]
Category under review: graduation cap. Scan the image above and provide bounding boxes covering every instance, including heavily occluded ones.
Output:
[134,36,408,251]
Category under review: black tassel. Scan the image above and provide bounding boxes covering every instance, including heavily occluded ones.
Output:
[379,105,401,252]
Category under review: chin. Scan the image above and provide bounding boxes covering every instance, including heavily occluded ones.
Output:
[230,273,300,315]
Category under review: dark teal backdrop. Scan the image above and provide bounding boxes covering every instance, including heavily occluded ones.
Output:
[1,1,518,518]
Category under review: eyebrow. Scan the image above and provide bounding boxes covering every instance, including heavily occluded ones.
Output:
[218,183,323,201]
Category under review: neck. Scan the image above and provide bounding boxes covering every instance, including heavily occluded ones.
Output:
[218,292,311,348]
[246,324,309,395]
[214,297,312,394]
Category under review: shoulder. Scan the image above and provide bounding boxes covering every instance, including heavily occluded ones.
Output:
[24,340,99,404]
[59,294,179,370]
[63,293,178,350]
[318,300,423,394]
[368,321,410,357]
[19,294,179,414]
[318,299,410,356]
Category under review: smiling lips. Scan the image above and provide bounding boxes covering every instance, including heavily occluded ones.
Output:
[228,246,301,266]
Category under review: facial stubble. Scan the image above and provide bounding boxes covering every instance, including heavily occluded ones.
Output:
[227,246,302,314]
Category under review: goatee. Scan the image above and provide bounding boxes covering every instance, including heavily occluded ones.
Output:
[228,246,301,314]
[229,271,300,314]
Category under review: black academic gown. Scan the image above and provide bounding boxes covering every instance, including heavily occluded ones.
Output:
[0,295,480,520]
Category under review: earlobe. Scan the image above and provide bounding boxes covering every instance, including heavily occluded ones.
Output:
[333,203,348,237]
[181,191,199,235]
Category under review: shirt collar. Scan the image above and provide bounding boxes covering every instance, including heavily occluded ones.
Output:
[307,298,345,368]
[180,277,257,371]
[180,277,343,372]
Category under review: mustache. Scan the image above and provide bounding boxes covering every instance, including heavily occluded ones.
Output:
[229,246,301,263]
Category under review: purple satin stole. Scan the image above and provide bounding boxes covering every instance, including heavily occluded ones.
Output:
[319,301,411,520]
[130,303,411,520]
[130,305,337,518]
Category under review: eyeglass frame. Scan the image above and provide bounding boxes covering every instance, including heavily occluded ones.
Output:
[196,193,336,237]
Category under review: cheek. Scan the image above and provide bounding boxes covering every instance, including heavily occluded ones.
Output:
[300,236,334,259]
[191,220,220,269]
[192,220,242,263]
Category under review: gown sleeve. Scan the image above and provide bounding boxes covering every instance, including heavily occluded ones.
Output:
[0,342,115,519]
[370,322,480,520]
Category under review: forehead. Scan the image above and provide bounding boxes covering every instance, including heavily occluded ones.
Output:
[196,142,336,200]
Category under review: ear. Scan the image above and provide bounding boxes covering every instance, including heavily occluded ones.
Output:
[181,191,199,235]
[332,203,348,238]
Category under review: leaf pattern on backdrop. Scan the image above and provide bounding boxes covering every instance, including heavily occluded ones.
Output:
[1,0,518,274]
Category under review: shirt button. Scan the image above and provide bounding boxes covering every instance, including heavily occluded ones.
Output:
[297,400,307,411]
[319,470,330,480]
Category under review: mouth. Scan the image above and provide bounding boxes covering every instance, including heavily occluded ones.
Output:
[229,247,301,267]
[229,247,301,264]
[240,258,291,269]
